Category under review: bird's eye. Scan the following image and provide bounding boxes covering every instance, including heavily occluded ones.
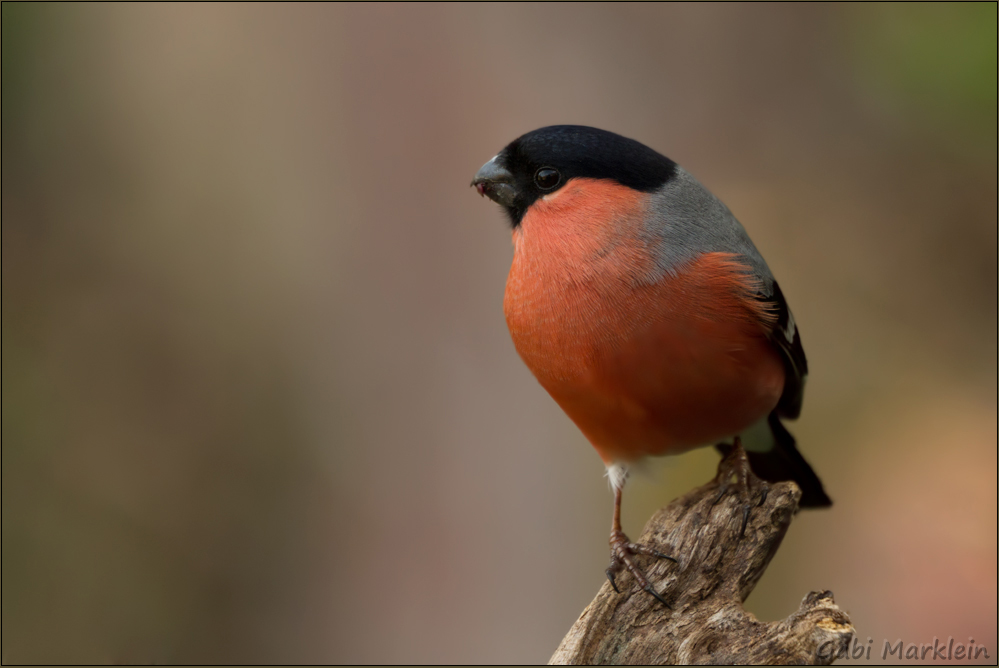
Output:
[534,167,561,191]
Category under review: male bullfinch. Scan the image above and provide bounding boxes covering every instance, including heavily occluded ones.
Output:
[472,125,830,606]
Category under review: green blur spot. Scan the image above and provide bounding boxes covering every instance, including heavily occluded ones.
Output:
[849,3,997,148]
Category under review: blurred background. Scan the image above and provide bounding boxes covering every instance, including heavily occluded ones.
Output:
[2,3,995,664]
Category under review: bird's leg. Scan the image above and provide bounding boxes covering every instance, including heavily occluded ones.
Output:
[604,484,677,608]
[712,436,770,537]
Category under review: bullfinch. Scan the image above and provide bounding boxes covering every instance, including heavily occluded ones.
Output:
[472,125,830,606]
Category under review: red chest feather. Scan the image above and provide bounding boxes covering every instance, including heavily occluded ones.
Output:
[503,179,784,463]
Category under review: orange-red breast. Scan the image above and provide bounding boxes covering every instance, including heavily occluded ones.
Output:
[472,126,830,604]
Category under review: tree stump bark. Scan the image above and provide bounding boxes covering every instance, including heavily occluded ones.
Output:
[549,466,854,665]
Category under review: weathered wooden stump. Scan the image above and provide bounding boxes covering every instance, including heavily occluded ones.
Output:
[550,463,853,665]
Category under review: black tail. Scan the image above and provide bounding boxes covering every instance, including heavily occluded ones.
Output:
[715,411,832,508]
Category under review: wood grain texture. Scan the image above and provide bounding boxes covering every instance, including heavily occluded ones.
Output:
[549,469,853,665]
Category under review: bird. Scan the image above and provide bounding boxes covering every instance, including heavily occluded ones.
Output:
[471,125,831,606]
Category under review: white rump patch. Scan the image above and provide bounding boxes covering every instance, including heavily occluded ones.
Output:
[605,462,630,491]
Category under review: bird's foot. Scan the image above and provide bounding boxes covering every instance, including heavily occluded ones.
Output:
[605,529,677,608]
[712,436,770,538]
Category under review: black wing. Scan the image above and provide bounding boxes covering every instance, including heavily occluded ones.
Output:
[716,280,830,507]
[759,281,808,420]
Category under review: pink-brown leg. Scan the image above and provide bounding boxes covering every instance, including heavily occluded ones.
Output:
[713,436,770,537]
[604,485,677,608]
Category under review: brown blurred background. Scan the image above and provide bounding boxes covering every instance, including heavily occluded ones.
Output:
[2,3,996,664]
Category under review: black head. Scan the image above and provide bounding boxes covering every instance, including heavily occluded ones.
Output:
[472,125,677,226]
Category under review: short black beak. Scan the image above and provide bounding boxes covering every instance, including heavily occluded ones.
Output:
[471,158,516,208]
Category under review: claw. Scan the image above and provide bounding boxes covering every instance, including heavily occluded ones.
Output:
[757,483,769,507]
[651,550,679,564]
[644,583,672,609]
[629,542,679,565]
[605,568,620,593]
